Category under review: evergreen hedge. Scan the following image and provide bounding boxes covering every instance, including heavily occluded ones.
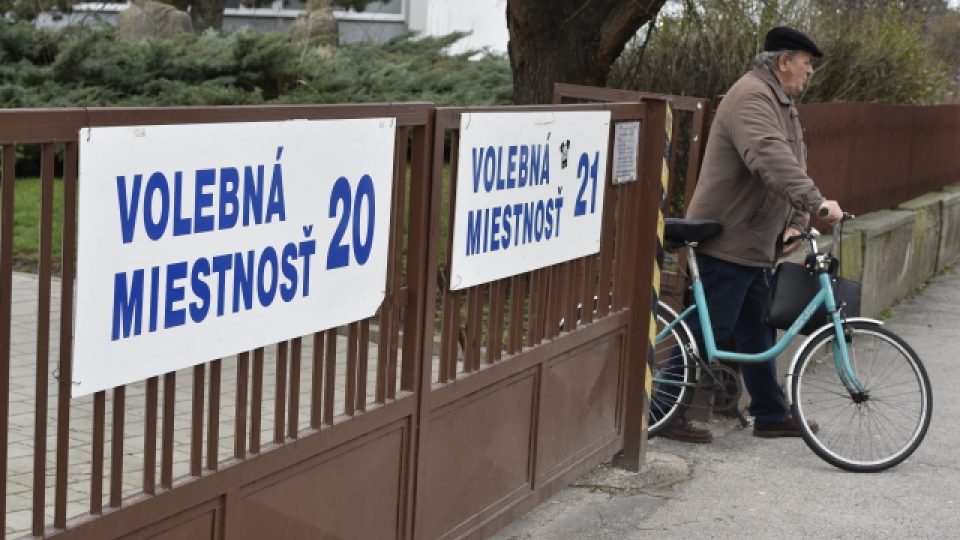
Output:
[0,23,513,108]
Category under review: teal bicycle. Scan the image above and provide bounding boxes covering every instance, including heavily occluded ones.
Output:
[651,217,932,472]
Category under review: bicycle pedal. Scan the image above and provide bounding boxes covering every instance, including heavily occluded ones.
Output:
[735,408,750,428]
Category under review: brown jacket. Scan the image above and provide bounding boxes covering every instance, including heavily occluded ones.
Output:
[686,66,825,267]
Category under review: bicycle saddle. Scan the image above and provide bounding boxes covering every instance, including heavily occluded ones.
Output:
[664,218,723,245]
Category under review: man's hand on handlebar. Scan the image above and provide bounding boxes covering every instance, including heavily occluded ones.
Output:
[782,227,803,255]
[817,200,844,226]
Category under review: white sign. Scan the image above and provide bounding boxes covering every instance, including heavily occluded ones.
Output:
[612,121,640,184]
[74,119,396,396]
[449,111,611,290]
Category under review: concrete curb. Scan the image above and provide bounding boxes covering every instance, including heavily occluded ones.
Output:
[784,181,960,318]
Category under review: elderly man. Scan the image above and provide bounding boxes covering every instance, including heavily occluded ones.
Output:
[660,27,844,443]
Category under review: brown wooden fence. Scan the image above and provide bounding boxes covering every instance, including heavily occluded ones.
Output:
[8,92,951,540]
[801,102,960,216]
[415,102,665,539]
[0,101,665,539]
[552,84,716,421]
[557,86,960,220]
[1,103,438,539]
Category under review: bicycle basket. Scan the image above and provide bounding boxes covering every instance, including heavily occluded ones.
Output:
[764,261,861,335]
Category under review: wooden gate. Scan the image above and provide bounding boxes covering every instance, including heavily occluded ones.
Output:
[0,100,666,539]
[411,102,664,539]
[553,84,713,311]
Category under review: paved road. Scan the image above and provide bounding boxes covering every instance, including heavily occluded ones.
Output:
[494,267,960,539]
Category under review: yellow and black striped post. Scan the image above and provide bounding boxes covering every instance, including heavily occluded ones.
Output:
[618,99,673,471]
[642,102,673,434]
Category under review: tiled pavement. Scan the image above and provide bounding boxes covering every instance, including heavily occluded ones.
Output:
[4,272,396,539]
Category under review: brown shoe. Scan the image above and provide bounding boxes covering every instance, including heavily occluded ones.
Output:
[753,416,819,438]
[659,416,713,444]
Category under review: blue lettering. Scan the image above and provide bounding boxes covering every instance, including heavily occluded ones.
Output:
[143,172,169,241]
[232,250,255,313]
[116,175,142,244]
[164,261,187,329]
[466,209,483,256]
[194,169,216,233]
[483,208,490,253]
[243,165,264,226]
[534,201,545,242]
[149,266,160,332]
[280,242,299,302]
[490,206,501,251]
[111,270,144,340]
[545,198,555,239]
[472,148,484,193]
[298,240,316,297]
[257,247,279,307]
[483,147,496,193]
[507,145,517,189]
[553,196,564,237]
[522,201,534,244]
[541,143,551,184]
[530,146,541,186]
[219,168,240,230]
[495,146,505,191]
[211,254,233,317]
[512,203,523,247]
[172,172,191,236]
[501,204,512,249]
[265,148,286,224]
[190,258,211,323]
[518,147,529,187]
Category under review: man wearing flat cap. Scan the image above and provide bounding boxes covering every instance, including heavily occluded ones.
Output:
[659,27,845,443]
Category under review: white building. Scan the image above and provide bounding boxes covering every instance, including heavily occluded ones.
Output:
[40,0,509,54]
[407,0,507,54]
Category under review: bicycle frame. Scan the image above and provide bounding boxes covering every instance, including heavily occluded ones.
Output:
[656,242,866,395]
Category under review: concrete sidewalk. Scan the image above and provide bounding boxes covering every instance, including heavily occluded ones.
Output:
[493,266,960,539]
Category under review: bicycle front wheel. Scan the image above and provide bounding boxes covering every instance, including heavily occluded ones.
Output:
[791,321,932,472]
[649,302,699,436]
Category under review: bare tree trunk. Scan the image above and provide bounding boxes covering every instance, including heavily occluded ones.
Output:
[507,0,666,104]
[192,0,228,31]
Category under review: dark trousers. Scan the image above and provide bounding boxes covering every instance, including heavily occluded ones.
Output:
[687,253,790,428]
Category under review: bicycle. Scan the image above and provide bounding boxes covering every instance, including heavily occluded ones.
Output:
[650,216,932,472]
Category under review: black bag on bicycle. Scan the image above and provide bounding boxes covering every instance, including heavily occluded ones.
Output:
[764,258,861,335]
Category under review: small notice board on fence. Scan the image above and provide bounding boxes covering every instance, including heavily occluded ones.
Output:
[612,121,640,184]
[448,111,611,290]
[73,119,396,396]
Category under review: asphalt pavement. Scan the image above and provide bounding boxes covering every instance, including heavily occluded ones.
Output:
[492,266,960,540]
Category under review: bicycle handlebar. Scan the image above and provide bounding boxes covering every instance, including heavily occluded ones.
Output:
[783,213,855,247]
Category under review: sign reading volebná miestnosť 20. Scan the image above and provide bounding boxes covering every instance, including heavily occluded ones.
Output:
[73,119,396,397]
[449,111,611,290]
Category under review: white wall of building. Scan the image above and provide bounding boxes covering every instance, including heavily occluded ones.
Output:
[407,0,508,54]
[48,0,512,54]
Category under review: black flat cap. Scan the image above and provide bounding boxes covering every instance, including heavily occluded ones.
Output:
[764,26,823,57]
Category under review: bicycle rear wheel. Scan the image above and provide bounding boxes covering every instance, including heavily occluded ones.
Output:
[790,321,932,472]
[649,302,699,436]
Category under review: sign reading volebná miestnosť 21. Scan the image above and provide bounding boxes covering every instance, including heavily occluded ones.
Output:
[73,119,396,397]
[449,111,611,290]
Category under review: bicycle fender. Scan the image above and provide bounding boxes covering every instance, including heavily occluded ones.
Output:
[784,317,884,405]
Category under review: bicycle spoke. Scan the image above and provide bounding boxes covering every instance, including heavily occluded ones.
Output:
[793,322,931,471]
[647,305,700,435]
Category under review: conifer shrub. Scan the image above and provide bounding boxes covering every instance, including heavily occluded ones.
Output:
[0,22,512,108]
